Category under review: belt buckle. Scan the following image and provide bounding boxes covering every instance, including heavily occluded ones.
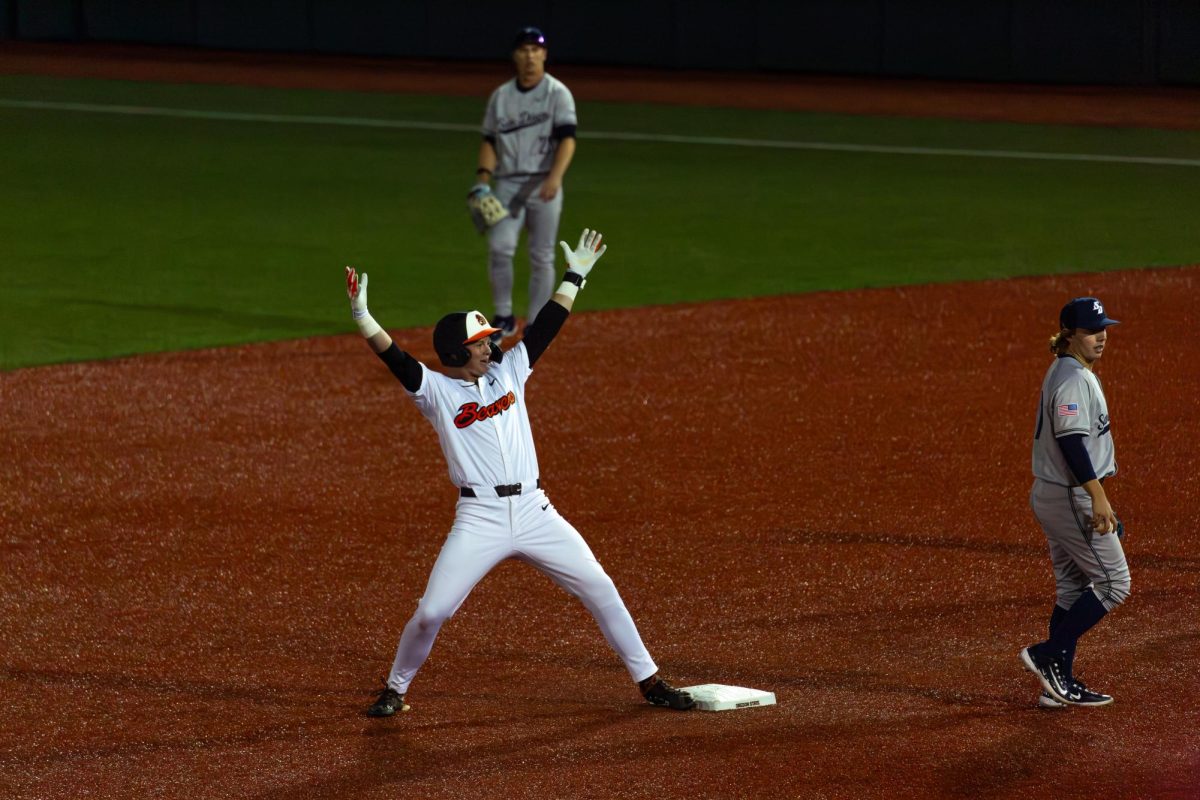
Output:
[510,483,522,496]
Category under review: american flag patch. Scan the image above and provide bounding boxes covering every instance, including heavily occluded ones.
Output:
[1058,403,1079,417]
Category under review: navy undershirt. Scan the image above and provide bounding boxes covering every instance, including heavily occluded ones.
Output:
[1057,433,1097,484]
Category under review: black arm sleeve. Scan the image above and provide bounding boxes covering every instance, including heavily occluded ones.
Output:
[551,124,577,141]
[522,300,569,366]
[376,343,423,393]
[1057,433,1097,485]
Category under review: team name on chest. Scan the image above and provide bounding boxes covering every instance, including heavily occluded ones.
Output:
[454,391,518,429]
[497,110,551,133]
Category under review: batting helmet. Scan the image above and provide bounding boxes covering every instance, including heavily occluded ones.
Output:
[512,26,547,49]
[433,310,503,367]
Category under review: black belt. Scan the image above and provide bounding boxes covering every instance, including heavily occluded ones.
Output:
[460,478,540,498]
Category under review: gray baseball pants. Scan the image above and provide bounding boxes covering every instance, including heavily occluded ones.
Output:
[1029,478,1131,612]
[488,175,563,322]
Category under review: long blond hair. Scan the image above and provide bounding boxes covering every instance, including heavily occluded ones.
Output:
[1048,328,1072,355]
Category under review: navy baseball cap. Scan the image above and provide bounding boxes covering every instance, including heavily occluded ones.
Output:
[512,26,547,49]
[1060,296,1120,330]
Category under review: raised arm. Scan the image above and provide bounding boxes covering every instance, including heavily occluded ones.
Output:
[345,266,422,392]
[522,228,607,365]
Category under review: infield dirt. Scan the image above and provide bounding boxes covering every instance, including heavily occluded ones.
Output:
[4,267,1200,799]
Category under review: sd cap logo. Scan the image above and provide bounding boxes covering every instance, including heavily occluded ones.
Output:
[1093,300,1104,314]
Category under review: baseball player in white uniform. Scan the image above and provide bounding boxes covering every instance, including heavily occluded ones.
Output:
[474,26,577,339]
[345,229,695,717]
[1020,297,1129,708]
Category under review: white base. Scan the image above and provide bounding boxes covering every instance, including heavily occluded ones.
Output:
[679,683,777,712]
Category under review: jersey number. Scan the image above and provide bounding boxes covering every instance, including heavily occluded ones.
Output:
[537,136,552,154]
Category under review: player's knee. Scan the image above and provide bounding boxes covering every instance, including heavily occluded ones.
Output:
[576,572,619,606]
[488,241,518,261]
[527,247,555,272]
[410,602,452,632]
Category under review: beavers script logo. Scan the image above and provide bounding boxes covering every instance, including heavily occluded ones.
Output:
[455,392,517,429]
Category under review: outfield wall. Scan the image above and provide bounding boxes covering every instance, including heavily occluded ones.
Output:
[4,0,1200,86]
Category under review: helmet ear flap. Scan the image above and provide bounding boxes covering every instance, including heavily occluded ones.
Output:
[441,347,469,367]
[489,341,504,364]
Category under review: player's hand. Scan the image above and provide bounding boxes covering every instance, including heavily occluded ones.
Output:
[346,266,370,318]
[558,228,606,278]
[1090,497,1119,535]
[538,175,562,201]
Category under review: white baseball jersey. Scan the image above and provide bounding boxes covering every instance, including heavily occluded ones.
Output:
[409,341,539,490]
[1032,355,1116,485]
[482,73,577,177]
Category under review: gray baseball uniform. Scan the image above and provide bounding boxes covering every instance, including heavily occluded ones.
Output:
[482,73,577,323]
[1030,355,1129,611]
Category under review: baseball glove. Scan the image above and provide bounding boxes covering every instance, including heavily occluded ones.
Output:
[467,185,508,234]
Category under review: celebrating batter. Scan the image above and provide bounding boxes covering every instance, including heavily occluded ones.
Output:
[346,229,695,717]
[472,26,577,339]
[1021,296,1130,708]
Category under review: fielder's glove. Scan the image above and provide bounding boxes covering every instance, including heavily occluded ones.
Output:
[467,184,508,234]
[558,228,607,283]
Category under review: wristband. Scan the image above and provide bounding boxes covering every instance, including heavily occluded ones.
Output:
[475,167,493,177]
[352,308,383,338]
[563,271,586,287]
[556,281,580,301]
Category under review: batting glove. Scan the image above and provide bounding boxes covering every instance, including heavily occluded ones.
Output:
[558,228,606,279]
[345,266,382,338]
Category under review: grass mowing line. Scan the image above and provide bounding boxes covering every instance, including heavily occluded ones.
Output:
[4,97,1199,168]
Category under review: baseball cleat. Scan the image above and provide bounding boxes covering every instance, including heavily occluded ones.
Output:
[1067,679,1114,706]
[489,314,517,342]
[639,674,696,711]
[366,686,410,717]
[1020,645,1072,703]
[1038,691,1066,709]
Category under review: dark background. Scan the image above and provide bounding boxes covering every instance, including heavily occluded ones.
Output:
[2,0,1199,86]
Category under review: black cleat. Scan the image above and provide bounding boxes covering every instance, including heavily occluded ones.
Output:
[639,674,696,711]
[1067,678,1114,707]
[1020,645,1071,703]
[489,314,517,342]
[367,685,410,717]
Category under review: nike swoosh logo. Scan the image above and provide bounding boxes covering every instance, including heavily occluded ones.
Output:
[541,504,549,511]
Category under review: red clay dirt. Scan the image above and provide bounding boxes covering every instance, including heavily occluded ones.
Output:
[3,268,1200,800]
[3,44,1200,800]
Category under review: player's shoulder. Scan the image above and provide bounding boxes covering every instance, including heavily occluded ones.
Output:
[543,73,574,96]
[1047,355,1084,377]
[412,362,457,393]
[1047,356,1096,391]
[500,340,531,370]
[489,79,517,100]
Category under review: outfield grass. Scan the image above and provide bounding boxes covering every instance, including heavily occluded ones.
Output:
[2,75,1198,369]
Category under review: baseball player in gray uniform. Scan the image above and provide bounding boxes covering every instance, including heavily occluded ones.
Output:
[474,26,577,340]
[1021,296,1129,708]
[345,229,695,717]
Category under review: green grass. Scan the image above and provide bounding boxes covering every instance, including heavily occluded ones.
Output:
[2,75,1198,369]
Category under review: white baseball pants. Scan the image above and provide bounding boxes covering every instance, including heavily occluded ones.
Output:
[384,487,657,695]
